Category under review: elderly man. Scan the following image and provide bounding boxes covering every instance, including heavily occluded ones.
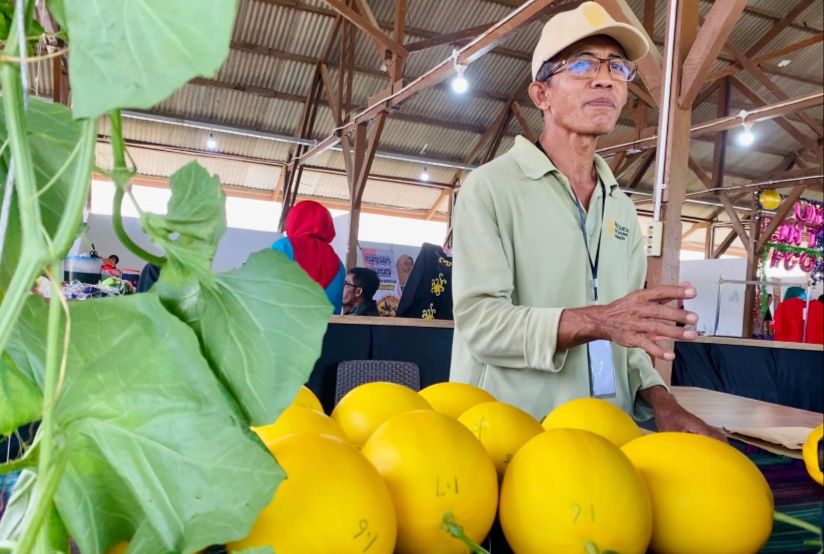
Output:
[450,2,723,439]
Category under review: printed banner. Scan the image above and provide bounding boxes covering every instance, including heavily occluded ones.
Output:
[360,247,401,316]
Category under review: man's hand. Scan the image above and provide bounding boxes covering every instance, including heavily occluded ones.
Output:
[640,386,727,442]
[558,282,699,361]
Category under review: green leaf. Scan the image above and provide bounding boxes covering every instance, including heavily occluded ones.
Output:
[46,0,66,30]
[235,548,275,554]
[141,161,226,289]
[0,352,42,435]
[58,0,237,118]
[144,161,331,426]
[0,99,87,290]
[187,249,332,425]
[13,294,281,554]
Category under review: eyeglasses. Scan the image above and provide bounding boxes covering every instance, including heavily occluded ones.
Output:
[343,281,358,288]
[548,55,637,82]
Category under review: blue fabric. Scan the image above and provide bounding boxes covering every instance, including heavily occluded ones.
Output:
[272,238,344,314]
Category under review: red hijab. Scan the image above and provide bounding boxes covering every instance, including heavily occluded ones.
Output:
[285,201,341,288]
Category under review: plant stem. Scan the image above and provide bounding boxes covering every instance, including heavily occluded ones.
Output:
[774,511,823,536]
[0,5,48,357]
[0,433,39,475]
[14,449,67,554]
[15,260,65,553]
[49,118,96,256]
[108,110,164,266]
[441,513,490,554]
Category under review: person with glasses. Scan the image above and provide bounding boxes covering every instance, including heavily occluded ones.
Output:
[450,2,724,440]
[342,267,380,316]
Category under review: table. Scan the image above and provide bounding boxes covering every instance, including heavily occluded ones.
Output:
[671,386,823,429]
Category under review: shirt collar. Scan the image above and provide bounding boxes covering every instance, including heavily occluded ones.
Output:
[509,135,620,192]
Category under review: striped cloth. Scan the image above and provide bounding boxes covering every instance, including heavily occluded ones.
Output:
[736,441,824,554]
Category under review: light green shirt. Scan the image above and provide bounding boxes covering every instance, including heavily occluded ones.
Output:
[450,135,665,421]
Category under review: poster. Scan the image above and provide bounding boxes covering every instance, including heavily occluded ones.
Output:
[360,247,401,316]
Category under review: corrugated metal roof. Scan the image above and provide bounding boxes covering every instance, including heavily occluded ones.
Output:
[33,0,823,223]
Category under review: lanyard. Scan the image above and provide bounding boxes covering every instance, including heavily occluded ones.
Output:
[571,182,606,302]
[535,141,606,301]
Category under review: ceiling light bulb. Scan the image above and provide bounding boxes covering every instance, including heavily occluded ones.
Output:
[777,59,792,68]
[451,63,469,94]
[420,168,430,181]
[206,132,218,151]
[738,126,755,146]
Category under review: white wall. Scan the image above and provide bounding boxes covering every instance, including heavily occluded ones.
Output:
[82,214,281,273]
[680,258,748,337]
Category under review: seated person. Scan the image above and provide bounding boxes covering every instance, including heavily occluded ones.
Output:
[272,200,345,314]
[343,267,380,316]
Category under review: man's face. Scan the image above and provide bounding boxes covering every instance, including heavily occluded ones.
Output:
[342,273,361,307]
[530,36,629,137]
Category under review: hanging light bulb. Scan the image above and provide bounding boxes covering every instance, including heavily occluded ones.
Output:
[738,123,755,146]
[206,131,218,151]
[420,167,430,181]
[736,110,755,147]
[450,50,469,94]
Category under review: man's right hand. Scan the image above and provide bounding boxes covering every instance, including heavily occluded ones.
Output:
[558,283,699,361]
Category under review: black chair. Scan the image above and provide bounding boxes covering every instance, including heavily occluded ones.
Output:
[334,360,421,405]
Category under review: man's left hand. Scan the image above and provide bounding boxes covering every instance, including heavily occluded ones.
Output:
[640,386,727,442]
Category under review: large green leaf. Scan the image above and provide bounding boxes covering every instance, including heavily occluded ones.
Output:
[8,294,281,554]
[191,249,332,425]
[141,161,227,289]
[0,352,41,435]
[56,0,236,118]
[0,99,86,289]
[143,161,332,426]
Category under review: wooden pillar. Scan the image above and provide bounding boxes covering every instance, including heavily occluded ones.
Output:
[742,194,761,337]
[345,113,387,269]
[712,78,730,189]
[646,0,698,383]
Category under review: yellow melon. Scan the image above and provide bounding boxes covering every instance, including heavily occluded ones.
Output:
[228,433,396,554]
[291,385,323,412]
[331,382,432,447]
[362,410,498,554]
[253,405,347,446]
[543,397,641,447]
[500,428,652,553]
[802,424,823,485]
[457,401,544,478]
[622,432,773,554]
[418,382,495,418]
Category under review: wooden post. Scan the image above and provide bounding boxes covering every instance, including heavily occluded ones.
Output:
[646,0,699,384]
[712,78,730,189]
[345,113,388,269]
[742,194,761,337]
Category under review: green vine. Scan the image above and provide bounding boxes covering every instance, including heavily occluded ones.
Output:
[441,512,490,554]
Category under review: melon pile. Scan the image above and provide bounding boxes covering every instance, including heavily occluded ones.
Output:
[228,383,775,554]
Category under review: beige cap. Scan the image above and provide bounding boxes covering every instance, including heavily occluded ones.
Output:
[531,1,649,80]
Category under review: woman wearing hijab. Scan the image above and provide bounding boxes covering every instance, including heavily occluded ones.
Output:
[273,200,345,314]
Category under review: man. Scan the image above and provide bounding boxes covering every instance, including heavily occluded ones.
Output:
[451,2,723,440]
[343,267,380,316]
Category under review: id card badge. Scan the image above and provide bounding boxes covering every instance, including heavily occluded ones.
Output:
[587,339,617,398]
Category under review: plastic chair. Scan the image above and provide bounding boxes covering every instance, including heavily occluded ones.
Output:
[335,360,421,405]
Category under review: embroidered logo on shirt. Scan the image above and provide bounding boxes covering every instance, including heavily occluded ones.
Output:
[431,273,447,296]
[607,218,629,241]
